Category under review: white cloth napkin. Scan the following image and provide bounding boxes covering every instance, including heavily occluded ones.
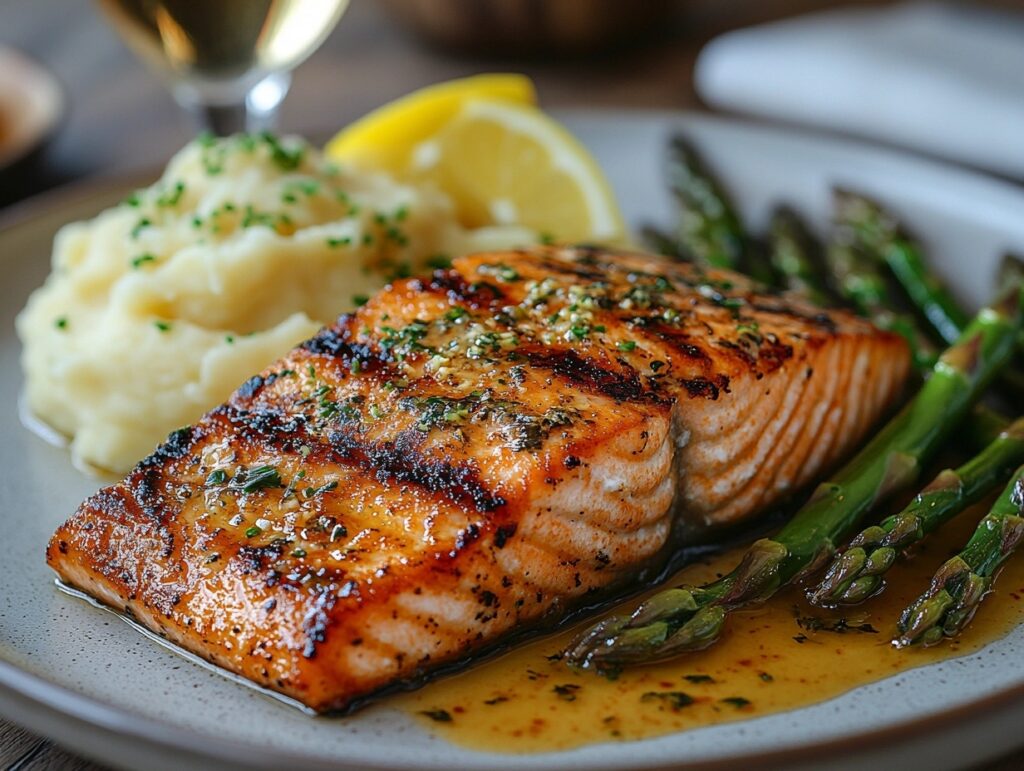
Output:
[694,2,1024,178]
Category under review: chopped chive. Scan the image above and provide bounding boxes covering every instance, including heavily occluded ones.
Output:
[617,340,636,352]
[327,236,352,248]
[244,525,262,538]
[720,697,752,709]
[131,218,151,239]
[232,465,281,493]
[131,253,157,268]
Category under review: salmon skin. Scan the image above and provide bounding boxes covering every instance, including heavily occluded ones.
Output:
[47,246,910,712]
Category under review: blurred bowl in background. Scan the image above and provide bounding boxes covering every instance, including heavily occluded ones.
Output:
[379,0,678,56]
[0,47,63,174]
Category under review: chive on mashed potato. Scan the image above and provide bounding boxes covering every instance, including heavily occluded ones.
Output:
[17,133,535,473]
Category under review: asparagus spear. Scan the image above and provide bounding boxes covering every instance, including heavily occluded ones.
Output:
[825,238,938,370]
[998,254,1024,385]
[639,225,691,262]
[834,190,969,345]
[564,287,1024,672]
[809,415,1024,607]
[767,207,833,306]
[666,137,747,272]
[895,464,1024,647]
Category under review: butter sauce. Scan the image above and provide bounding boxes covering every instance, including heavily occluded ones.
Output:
[399,505,1024,753]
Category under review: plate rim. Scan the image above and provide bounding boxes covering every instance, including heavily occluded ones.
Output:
[4,108,1024,770]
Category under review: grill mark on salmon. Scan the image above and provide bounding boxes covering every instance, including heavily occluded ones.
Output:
[327,428,505,513]
[47,246,910,712]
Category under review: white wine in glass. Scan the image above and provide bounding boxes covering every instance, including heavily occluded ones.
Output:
[97,0,349,134]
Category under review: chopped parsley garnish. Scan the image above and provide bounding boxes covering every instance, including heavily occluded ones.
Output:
[304,480,338,498]
[130,218,151,239]
[641,691,694,710]
[426,254,451,269]
[720,697,752,709]
[260,131,304,170]
[683,674,715,684]
[445,307,469,322]
[54,316,69,330]
[352,294,369,307]
[616,340,636,352]
[327,236,352,248]
[153,320,172,333]
[131,253,157,268]
[156,181,185,207]
[291,547,307,558]
[420,709,452,723]
[230,465,282,493]
[539,232,556,245]
[552,683,581,702]
[244,525,262,538]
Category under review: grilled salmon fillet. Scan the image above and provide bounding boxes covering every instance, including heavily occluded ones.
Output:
[47,246,910,712]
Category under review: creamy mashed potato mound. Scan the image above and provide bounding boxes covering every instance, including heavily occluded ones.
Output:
[18,134,535,473]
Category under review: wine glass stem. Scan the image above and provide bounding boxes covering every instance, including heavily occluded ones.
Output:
[196,103,250,136]
[175,71,292,136]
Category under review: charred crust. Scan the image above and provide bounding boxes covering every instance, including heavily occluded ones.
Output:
[493,524,517,548]
[237,375,265,400]
[427,269,505,308]
[236,541,286,574]
[328,428,505,513]
[300,323,384,375]
[682,375,731,400]
[138,426,197,469]
[522,348,652,404]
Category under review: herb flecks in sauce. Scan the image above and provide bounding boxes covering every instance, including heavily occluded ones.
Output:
[398,506,1024,753]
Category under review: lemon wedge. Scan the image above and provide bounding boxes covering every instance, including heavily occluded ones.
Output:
[326,76,626,244]
[325,74,536,175]
[413,99,625,243]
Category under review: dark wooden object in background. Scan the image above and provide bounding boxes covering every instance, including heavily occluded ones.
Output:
[1,0,1021,768]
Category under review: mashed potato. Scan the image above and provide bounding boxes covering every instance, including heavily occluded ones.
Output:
[17,133,535,473]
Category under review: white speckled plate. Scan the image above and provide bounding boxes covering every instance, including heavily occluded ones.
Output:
[3,112,1024,771]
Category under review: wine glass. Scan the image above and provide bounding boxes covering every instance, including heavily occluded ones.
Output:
[96,0,349,135]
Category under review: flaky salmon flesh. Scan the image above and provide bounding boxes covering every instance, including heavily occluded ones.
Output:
[48,247,910,712]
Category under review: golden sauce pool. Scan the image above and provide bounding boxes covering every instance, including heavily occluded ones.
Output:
[397,506,1024,753]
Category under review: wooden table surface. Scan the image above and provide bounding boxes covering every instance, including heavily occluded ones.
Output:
[1,0,1022,768]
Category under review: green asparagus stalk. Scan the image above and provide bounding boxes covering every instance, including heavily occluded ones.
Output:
[895,464,1024,647]
[639,225,691,262]
[767,207,833,306]
[808,415,1024,607]
[834,189,969,345]
[825,238,938,371]
[564,287,1024,672]
[666,136,747,272]
[998,254,1024,386]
